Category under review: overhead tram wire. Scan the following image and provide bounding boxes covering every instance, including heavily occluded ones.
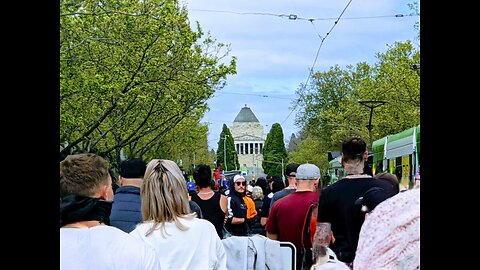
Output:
[213,91,293,100]
[281,0,354,125]
[188,8,418,22]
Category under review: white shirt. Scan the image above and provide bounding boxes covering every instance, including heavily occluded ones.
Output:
[130,217,227,270]
[60,225,159,270]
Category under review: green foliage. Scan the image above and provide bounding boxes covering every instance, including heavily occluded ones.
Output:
[287,133,300,152]
[216,124,239,171]
[287,137,324,171]
[60,0,236,168]
[294,40,420,165]
[262,123,288,176]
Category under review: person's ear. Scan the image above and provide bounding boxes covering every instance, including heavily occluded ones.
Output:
[363,151,368,160]
[99,181,113,200]
[119,176,124,187]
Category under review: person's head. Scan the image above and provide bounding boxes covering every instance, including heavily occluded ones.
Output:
[120,158,146,179]
[251,186,264,200]
[246,184,254,195]
[341,137,368,164]
[141,159,194,235]
[296,163,321,190]
[271,177,286,193]
[232,174,247,195]
[60,153,113,200]
[285,163,299,187]
[255,177,268,194]
[119,158,146,187]
[374,172,400,194]
[354,186,396,213]
[192,164,212,188]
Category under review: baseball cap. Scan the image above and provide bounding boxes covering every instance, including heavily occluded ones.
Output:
[186,181,195,191]
[234,175,246,182]
[296,163,321,180]
[355,187,394,213]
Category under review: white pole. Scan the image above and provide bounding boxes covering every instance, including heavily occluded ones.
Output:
[223,135,228,171]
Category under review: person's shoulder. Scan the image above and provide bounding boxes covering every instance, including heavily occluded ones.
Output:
[190,216,218,232]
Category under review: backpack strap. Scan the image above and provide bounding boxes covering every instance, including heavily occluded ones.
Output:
[300,201,319,269]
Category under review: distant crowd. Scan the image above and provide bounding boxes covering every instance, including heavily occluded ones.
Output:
[60,136,419,270]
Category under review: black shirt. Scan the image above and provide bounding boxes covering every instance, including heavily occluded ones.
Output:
[317,176,395,263]
[191,191,225,239]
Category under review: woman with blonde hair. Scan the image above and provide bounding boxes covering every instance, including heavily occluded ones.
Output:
[130,159,226,270]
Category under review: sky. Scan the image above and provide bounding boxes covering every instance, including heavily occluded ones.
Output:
[181,0,420,151]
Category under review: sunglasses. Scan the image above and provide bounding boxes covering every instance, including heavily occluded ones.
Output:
[235,181,246,187]
[288,174,296,177]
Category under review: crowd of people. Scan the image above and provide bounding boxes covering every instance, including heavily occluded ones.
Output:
[60,136,420,270]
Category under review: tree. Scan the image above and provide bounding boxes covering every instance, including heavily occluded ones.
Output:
[60,0,236,168]
[262,123,288,176]
[287,133,300,153]
[294,41,420,164]
[287,137,325,171]
[216,124,239,171]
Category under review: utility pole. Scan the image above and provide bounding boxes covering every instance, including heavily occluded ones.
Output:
[222,135,229,172]
[281,158,284,181]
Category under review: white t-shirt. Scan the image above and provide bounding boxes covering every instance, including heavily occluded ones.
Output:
[60,225,159,270]
[130,217,226,270]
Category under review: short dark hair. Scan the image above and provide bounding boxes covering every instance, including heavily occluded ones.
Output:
[342,137,367,162]
[285,163,300,176]
[193,164,212,188]
[120,158,146,178]
[271,179,285,193]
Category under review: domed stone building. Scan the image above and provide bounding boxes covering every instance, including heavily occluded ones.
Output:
[230,105,266,180]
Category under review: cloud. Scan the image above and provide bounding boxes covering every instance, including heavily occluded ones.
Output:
[184,0,420,150]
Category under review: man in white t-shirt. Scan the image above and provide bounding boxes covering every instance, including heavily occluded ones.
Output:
[60,153,159,270]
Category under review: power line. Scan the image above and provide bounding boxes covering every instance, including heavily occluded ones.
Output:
[189,8,418,22]
[214,91,293,100]
[282,0,354,125]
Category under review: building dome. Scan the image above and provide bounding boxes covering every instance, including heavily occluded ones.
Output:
[233,106,259,123]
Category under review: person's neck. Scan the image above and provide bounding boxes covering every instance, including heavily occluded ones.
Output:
[121,178,143,188]
[62,220,104,229]
[343,162,364,175]
[198,187,214,194]
[296,181,315,192]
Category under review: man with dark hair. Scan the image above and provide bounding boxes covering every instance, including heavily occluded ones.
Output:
[270,163,299,208]
[60,153,159,269]
[109,158,146,233]
[190,164,228,238]
[315,137,396,267]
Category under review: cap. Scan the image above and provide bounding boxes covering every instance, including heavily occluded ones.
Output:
[296,163,321,180]
[246,185,253,193]
[355,187,394,213]
[233,175,245,182]
[186,181,195,191]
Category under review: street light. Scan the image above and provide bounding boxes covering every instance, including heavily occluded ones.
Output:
[359,100,386,148]
[222,135,229,172]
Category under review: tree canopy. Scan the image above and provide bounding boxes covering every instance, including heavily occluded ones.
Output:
[291,41,420,172]
[60,0,236,170]
[216,124,239,171]
[262,123,288,176]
